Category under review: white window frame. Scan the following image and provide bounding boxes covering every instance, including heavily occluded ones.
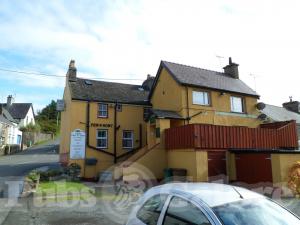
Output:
[96,129,108,149]
[192,91,210,106]
[98,103,108,118]
[122,130,133,149]
[230,96,244,113]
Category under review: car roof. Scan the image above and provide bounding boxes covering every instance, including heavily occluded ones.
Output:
[147,182,264,207]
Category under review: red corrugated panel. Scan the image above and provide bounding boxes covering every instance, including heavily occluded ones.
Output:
[164,121,298,150]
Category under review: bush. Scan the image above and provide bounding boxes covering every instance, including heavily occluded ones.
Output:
[19,123,40,132]
[65,163,81,181]
[38,169,63,182]
[27,170,39,183]
[288,161,300,196]
[4,145,21,155]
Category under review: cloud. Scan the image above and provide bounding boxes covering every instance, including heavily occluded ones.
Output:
[0,0,299,108]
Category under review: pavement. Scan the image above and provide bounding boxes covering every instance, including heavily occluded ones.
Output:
[0,139,61,224]
[1,139,300,224]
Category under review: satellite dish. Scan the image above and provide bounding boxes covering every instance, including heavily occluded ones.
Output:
[256,102,266,110]
[84,80,92,85]
[258,114,267,120]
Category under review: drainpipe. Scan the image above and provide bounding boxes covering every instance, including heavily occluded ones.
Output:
[186,87,190,124]
[113,102,117,163]
[85,101,114,156]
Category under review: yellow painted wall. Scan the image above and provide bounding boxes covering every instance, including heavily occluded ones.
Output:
[125,147,167,180]
[59,81,148,178]
[88,103,147,156]
[150,68,260,128]
[271,154,300,184]
[151,68,185,112]
[167,150,208,182]
[167,150,197,181]
[187,87,260,127]
[195,151,209,182]
[227,152,237,181]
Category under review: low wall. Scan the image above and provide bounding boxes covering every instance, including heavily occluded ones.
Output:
[167,149,208,182]
[22,132,53,147]
[271,153,300,185]
[123,146,167,181]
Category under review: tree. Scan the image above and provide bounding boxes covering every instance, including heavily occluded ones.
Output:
[36,100,57,121]
[36,100,60,135]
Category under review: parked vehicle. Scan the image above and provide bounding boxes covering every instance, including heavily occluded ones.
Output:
[126,183,300,225]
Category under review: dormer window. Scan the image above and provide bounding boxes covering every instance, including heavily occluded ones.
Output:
[98,103,108,118]
[192,91,210,106]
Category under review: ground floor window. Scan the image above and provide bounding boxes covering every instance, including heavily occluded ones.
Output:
[96,129,107,148]
[123,130,133,149]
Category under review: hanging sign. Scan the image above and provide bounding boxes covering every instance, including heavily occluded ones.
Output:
[70,129,86,159]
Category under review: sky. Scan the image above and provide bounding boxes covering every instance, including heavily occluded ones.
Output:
[0,0,300,112]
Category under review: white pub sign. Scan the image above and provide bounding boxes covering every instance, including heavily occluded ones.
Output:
[70,129,86,159]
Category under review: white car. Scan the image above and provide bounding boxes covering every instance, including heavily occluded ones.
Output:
[126,183,300,225]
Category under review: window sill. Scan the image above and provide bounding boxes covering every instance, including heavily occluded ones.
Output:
[96,147,108,150]
[192,103,211,107]
[230,111,246,115]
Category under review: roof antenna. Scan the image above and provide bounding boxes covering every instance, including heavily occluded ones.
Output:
[232,186,244,199]
[216,55,225,70]
[249,73,261,92]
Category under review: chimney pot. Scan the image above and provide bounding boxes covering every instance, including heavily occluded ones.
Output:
[283,99,300,114]
[7,95,14,106]
[69,60,75,69]
[223,57,239,79]
[67,59,77,82]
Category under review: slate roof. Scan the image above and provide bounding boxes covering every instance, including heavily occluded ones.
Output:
[262,104,300,123]
[149,109,183,119]
[69,78,150,105]
[0,115,15,126]
[0,103,32,120]
[150,61,259,98]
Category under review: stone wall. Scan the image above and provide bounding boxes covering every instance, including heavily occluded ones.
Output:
[22,132,53,147]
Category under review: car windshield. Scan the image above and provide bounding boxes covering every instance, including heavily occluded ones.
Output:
[213,198,300,225]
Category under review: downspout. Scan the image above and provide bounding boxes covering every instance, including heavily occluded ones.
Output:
[86,101,114,156]
[84,101,91,178]
[115,123,143,161]
[114,102,117,163]
[186,86,190,124]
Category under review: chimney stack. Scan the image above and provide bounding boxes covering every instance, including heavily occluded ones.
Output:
[282,97,300,114]
[223,57,239,79]
[142,74,155,91]
[67,59,77,82]
[7,95,14,107]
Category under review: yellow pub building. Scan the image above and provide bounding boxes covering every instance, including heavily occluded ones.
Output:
[59,59,299,184]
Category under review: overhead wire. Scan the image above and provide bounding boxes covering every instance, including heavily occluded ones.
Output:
[0,67,144,81]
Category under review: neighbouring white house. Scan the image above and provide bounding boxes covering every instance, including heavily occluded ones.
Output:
[0,95,35,146]
[0,108,21,146]
[1,95,35,127]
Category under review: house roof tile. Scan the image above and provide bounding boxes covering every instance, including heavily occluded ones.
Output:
[262,104,300,123]
[152,61,259,98]
[0,103,32,120]
[69,78,150,105]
